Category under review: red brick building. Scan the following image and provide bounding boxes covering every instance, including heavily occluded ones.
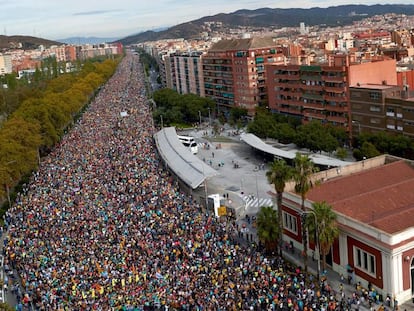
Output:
[266,53,397,134]
[202,37,286,115]
[282,155,414,304]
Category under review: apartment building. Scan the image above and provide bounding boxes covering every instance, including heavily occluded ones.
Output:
[350,83,414,139]
[0,54,12,75]
[391,29,414,47]
[167,52,205,97]
[266,53,397,133]
[202,37,285,115]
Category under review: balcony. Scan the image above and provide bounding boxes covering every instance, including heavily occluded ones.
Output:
[278,106,302,115]
[304,111,326,120]
[326,115,348,124]
[274,73,301,80]
[322,75,346,83]
[326,105,348,113]
[277,90,302,97]
[303,93,324,101]
[302,102,325,110]
[325,86,345,94]
[301,84,323,91]
[324,94,347,102]
[275,99,303,108]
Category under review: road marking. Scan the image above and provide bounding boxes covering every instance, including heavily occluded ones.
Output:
[242,196,273,209]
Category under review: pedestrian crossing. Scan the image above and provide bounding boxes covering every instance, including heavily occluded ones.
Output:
[242,195,273,209]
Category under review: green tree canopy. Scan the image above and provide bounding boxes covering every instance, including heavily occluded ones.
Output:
[266,159,294,256]
[256,206,280,252]
[307,201,339,270]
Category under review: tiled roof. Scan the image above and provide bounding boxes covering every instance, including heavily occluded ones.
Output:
[307,160,414,234]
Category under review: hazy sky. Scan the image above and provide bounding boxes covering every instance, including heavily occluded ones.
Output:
[0,0,412,40]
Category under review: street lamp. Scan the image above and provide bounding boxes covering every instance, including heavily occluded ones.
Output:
[208,107,211,128]
[160,114,164,128]
[301,210,321,282]
[198,110,202,127]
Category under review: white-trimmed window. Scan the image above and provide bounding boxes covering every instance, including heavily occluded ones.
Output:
[354,246,376,276]
[283,212,298,234]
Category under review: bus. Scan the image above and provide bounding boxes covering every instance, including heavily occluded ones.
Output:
[177,135,198,154]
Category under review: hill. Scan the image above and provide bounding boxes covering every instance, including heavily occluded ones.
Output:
[117,4,414,45]
[0,35,62,50]
[58,36,121,45]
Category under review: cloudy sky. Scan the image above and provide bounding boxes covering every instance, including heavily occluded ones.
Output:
[0,0,412,40]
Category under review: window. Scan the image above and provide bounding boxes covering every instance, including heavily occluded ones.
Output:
[283,212,298,234]
[369,106,381,112]
[354,246,376,275]
[370,118,380,124]
[369,92,380,100]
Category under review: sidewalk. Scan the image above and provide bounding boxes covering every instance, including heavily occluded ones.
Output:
[231,213,414,311]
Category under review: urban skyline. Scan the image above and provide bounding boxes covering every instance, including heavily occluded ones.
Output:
[1,0,413,40]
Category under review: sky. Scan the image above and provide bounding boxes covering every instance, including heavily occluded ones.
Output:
[0,0,413,40]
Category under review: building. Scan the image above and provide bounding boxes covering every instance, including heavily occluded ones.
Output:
[349,83,413,138]
[266,53,397,134]
[282,155,414,304]
[0,54,12,75]
[167,52,205,97]
[202,37,285,115]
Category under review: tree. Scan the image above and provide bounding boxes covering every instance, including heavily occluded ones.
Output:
[293,153,319,276]
[256,205,280,253]
[266,159,294,256]
[360,141,381,159]
[335,147,347,160]
[307,201,339,270]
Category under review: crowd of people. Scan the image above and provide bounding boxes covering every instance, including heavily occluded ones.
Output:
[2,52,373,310]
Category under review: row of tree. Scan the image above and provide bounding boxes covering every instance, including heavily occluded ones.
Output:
[152,88,216,127]
[249,108,414,160]
[353,131,414,160]
[0,57,121,215]
[247,109,348,155]
[257,154,339,278]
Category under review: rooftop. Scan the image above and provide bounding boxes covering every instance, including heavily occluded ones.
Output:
[209,37,277,51]
[307,160,414,234]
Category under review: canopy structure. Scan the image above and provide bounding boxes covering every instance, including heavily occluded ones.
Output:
[240,133,352,168]
[154,127,218,189]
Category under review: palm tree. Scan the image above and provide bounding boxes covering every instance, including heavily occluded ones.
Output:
[293,153,319,276]
[307,201,339,271]
[266,159,294,257]
[256,205,280,253]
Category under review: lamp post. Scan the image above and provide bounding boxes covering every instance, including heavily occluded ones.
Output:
[160,114,164,128]
[198,110,202,127]
[302,210,320,282]
[208,107,211,128]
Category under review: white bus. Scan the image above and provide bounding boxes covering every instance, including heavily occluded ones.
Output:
[177,135,198,154]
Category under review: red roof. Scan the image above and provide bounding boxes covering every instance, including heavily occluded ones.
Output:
[307,160,414,234]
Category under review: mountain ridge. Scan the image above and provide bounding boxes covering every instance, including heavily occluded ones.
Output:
[0,35,62,50]
[117,4,414,45]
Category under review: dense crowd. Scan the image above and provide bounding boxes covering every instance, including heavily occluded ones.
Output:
[3,53,367,311]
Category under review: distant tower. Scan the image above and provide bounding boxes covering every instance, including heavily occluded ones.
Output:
[300,22,306,35]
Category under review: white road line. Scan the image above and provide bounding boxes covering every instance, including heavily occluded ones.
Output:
[243,196,273,208]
